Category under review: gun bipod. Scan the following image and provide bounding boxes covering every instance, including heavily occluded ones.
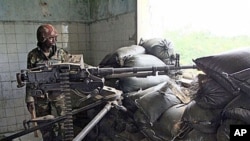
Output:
[0,100,104,141]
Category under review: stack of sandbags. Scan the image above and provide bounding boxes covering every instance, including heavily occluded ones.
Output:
[98,41,175,93]
[150,104,188,140]
[129,82,184,140]
[146,74,228,141]
[193,47,250,94]
[119,54,170,93]
[154,105,218,141]
[99,39,223,140]
[181,100,221,137]
[192,47,250,141]
[218,92,250,140]
[99,45,147,88]
[99,38,177,68]
[122,78,203,140]
[143,47,250,141]
[130,85,219,141]
[139,38,180,78]
[135,88,182,124]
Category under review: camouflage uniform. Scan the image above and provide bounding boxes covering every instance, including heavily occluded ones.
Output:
[26,45,68,140]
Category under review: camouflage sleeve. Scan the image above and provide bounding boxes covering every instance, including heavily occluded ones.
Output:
[27,50,40,69]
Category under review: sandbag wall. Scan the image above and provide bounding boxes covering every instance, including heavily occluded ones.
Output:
[98,38,198,140]
[99,38,176,93]
[98,38,181,140]
[192,47,250,141]
[99,38,250,141]
[129,47,250,141]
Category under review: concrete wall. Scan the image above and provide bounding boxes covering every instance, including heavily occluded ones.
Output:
[90,0,135,21]
[0,0,136,133]
[89,12,136,65]
[0,0,90,22]
[87,0,136,65]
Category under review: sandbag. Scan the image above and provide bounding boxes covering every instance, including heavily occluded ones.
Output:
[120,76,169,93]
[193,47,250,94]
[123,53,166,67]
[122,82,168,112]
[115,45,146,66]
[194,77,236,109]
[133,109,166,141]
[99,52,119,67]
[193,47,250,74]
[226,68,250,96]
[182,100,222,133]
[99,45,146,67]
[152,104,187,140]
[223,108,250,124]
[98,45,145,67]
[119,54,169,93]
[124,82,168,100]
[139,38,175,65]
[135,91,181,123]
[223,92,250,111]
[223,92,250,123]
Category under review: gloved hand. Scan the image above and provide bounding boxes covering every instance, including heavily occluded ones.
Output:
[26,102,35,114]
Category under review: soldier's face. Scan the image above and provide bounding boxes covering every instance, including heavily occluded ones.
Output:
[45,36,57,47]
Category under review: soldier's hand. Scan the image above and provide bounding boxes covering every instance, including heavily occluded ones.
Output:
[26,102,35,114]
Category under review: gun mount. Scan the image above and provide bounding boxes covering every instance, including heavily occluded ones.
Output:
[2,53,197,141]
[16,63,196,92]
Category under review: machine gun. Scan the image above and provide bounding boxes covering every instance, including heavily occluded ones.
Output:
[1,54,196,141]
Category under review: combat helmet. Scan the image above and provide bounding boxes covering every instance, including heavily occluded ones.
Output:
[37,24,58,43]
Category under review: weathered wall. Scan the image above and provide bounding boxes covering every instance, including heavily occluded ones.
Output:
[89,12,137,65]
[87,0,137,65]
[0,0,90,22]
[90,0,135,21]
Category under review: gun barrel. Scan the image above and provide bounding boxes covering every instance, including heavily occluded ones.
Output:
[16,64,197,88]
[93,65,197,78]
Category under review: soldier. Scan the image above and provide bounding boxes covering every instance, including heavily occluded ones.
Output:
[26,24,68,140]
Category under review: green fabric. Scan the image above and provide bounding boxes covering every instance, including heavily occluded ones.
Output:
[25,45,68,140]
[27,45,68,69]
[25,45,68,102]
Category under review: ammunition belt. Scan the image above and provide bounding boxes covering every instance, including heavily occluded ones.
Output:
[60,70,74,141]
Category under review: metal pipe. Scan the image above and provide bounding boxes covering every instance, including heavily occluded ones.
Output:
[73,102,112,141]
